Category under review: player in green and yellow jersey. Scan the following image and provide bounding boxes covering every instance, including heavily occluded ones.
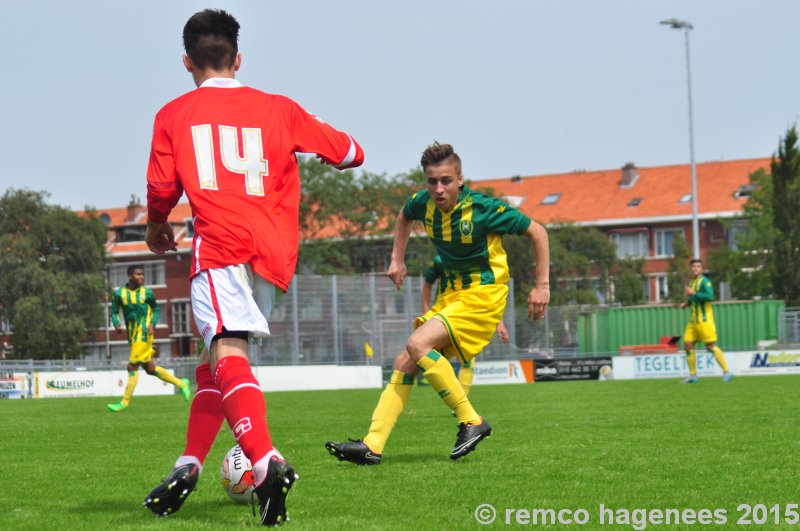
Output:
[326,142,549,464]
[680,259,733,383]
[106,265,191,411]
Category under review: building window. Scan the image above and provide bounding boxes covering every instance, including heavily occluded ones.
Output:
[654,228,684,257]
[116,226,147,242]
[156,301,167,327]
[541,193,561,205]
[171,301,192,335]
[734,184,756,199]
[679,193,692,203]
[655,275,669,302]
[726,222,747,250]
[110,261,166,288]
[609,232,649,258]
[184,219,194,239]
[627,197,642,207]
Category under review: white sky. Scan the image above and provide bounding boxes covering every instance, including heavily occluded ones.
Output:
[2,0,797,211]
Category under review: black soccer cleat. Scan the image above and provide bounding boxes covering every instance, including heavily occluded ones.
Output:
[143,463,199,517]
[450,418,492,460]
[324,439,382,465]
[251,455,298,526]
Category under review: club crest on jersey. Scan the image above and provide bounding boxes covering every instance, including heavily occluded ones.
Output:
[460,220,474,237]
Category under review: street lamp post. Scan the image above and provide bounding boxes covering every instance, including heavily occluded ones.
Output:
[661,18,700,260]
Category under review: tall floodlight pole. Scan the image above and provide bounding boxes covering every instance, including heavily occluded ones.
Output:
[661,18,700,260]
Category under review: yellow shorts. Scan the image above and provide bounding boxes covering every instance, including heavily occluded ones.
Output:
[683,321,717,345]
[415,283,508,365]
[129,339,155,364]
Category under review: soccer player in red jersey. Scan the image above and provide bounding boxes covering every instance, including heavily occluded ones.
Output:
[141,9,363,526]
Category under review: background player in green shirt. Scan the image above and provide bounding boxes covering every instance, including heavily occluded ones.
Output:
[680,259,733,383]
[326,142,549,464]
[106,265,190,411]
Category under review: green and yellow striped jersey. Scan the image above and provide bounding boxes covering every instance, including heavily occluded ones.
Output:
[111,285,159,344]
[687,275,715,323]
[404,186,531,291]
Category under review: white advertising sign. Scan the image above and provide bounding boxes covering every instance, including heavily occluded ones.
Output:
[0,373,30,399]
[472,361,527,385]
[612,350,800,380]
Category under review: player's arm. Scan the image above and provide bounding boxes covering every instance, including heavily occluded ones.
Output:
[110,291,123,333]
[387,208,414,290]
[145,114,181,255]
[289,100,364,170]
[146,289,159,335]
[524,221,550,321]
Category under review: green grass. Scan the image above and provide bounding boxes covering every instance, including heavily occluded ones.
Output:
[1,375,798,530]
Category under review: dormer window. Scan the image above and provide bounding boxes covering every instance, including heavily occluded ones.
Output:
[679,193,692,203]
[627,197,642,207]
[542,193,561,205]
[734,184,756,199]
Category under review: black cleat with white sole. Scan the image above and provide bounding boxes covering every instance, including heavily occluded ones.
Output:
[324,439,382,465]
[143,463,199,517]
[450,418,492,460]
[252,455,298,526]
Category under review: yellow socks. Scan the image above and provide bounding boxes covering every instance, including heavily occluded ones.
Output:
[457,360,474,397]
[686,349,697,376]
[363,370,414,455]
[711,346,729,372]
[154,366,184,388]
[417,352,480,425]
[121,370,138,407]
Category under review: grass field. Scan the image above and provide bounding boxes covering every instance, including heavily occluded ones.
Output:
[1,375,798,530]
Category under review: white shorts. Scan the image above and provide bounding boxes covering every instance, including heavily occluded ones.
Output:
[192,264,276,349]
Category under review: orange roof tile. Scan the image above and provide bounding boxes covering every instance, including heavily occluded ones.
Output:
[477,158,770,226]
[91,157,770,256]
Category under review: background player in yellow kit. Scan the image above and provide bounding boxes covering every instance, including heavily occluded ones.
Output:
[106,265,190,411]
[680,259,733,383]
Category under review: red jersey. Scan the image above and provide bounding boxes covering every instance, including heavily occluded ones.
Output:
[146,78,364,291]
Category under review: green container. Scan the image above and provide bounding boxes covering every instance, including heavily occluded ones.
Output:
[578,300,784,354]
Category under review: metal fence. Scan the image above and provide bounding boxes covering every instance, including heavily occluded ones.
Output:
[1,274,589,373]
[249,274,587,366]
[778,307,800,344]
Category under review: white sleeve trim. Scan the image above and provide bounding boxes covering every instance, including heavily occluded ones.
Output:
[335,135,357,168]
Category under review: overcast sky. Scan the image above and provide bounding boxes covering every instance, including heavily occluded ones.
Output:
[2,0,797,211]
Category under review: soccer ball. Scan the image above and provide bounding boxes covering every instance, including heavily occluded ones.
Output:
[220,444,255,504]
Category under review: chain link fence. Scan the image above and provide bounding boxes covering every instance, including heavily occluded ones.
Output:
[1,274,589,374]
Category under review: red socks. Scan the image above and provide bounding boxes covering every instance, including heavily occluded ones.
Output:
[179,364,224,469]
[214,356,272,476]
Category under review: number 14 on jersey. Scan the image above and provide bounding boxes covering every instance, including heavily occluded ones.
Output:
[191,124,269,196]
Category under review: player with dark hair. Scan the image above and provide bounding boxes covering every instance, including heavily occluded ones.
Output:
[326,142,548,464]
[141,9,364,526]
[680,259,733,383]
[106,265,190,412]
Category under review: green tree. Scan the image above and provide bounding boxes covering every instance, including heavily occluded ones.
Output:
[0,190,107,359]
[612,258,646,306]
[505,222,616,306]
[769,126,800,305]
[298,157,426,274]
[709,126,800,304]
[665,232,691,303]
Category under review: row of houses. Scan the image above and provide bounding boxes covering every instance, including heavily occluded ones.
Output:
[30,157,773,359]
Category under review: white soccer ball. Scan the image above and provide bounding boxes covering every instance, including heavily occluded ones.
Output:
[220,444,255,504]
